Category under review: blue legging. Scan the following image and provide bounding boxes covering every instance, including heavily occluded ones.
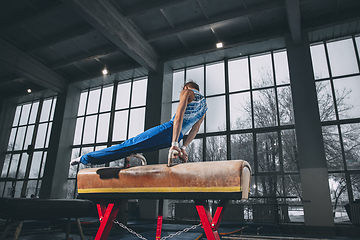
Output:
[80,120,183,165]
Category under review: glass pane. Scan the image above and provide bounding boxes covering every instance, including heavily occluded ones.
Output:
[8,128,16,151]
[229,92,252,130]
[333,76,360,119]
[96,113,110,143]
[95,145,106,151]
[257,132,280,172]
[187,138,203,162]
[1,155,11,177]
[40,99,52,122]
[13,106,21,126]
[80,147,93,161]
[186,66,204,94]
[250,53,274,88]
[69,148,80,178]
[282,129,299,172]
[40,152,46,178]
[14,126,26,150]
[229,57,249,92]
[350,174,360,200]
[50,98,56,121]
[116,82,131,110]
[327,38,359,77]
[278,86,294,125]
[27,180,39,198]
[73,117,84,145]
[109,159,125,167]
[284,175,302,199]
[206,62,225,96]
[14,180,23,198]
[45,123,52,148]
[341,123,360,170]
[131,78,147,107]
[173,70,184,101]
[356,36,360,61]
[322,126,344,171]
[19,104,31,125]
[0,182,4,197]
[310,44,329,79]
[113,110,129,141]
[128,108,145,139]
[274,50,290,85]
[253,175,283,197]
[316,80,336,121]
[100,86,113,112]
[17,154,28,179]
[206,135,227,161]
[253,89,278,128]
[171,102,178,118]
[231,133,254,169]
[83,115,97,144]
[29,152,42,178]
[8,154,20,178]
[86,89,101,114]
[66,179,76,199]
[29,102,39,124]
[4,182,13,197]
[328,173,348,215]
[35,123,47,149]
[206,96,226,132]
[78,91,88,116]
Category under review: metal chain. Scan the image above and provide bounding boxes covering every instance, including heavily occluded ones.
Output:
[160,223,202,240]
[113,219,201,240]
[113,219,147,240]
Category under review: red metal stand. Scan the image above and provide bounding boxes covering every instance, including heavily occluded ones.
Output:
[156,199,164,239]
[93,199,227,240]
[195,200,227,240]
[95,201,121,240]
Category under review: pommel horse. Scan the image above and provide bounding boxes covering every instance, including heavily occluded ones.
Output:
[77,154,251,240]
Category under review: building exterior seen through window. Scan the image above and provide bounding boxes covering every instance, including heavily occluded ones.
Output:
[172,49,300,222]
[67,78,148,199]
[0,97,57,198]
[310,36,360,218]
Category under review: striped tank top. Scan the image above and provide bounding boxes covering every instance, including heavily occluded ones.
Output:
[172,89,208,135]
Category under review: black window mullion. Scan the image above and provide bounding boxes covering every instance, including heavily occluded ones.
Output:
[93,87,104,145]
[21,98,44,197]
[80,90,91,154]
[108,81,118,147]
[126,79,134,140]
[352,36,360,73]
[224,59,231,161]
[248,56,258,175]
[203,64,207,161]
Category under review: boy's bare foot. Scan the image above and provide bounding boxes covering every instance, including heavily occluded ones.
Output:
[70,156,81,165]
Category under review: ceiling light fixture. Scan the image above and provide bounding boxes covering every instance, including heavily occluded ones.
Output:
[27,88,32,93]
[216,42,223,48]
[102,68,108,75]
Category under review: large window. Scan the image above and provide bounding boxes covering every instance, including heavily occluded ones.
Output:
[310,35,360,219]
[0,97,57,198]
[67,78,148,198]
[172,50,300,222]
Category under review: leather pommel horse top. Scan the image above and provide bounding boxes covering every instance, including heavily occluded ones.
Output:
[77,160,251,200]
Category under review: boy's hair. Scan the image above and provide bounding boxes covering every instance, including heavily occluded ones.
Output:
[184,81,200,91]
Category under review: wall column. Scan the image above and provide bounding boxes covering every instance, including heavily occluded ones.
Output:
[286,32,334,234]
[39,85,81,199]
[0,97,19,175]
[139,61,173,220]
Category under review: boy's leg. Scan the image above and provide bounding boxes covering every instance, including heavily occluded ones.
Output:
[79,121,176,165]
